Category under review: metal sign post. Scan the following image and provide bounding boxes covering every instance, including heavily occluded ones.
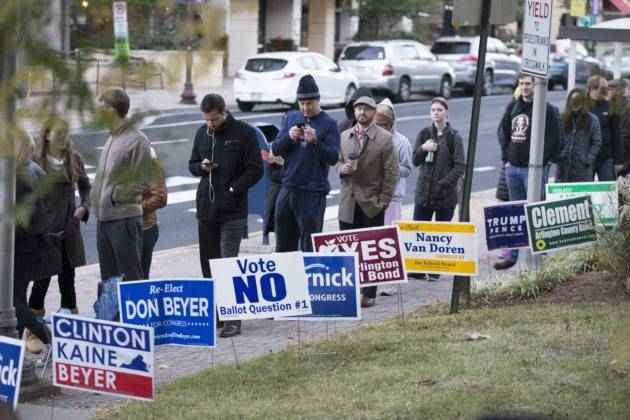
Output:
[522,0,554,271]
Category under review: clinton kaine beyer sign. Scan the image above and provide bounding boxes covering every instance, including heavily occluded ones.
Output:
[525,195,596,254]
[396,221,478,276]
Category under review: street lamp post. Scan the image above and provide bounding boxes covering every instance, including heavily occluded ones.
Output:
[180,0,197,104]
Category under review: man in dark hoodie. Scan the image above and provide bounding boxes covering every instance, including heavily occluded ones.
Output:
[494,73,562,270]
[272,75,341,252]
[189,94,263,337]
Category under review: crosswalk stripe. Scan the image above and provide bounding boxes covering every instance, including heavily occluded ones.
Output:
[166,176,199,188]
[473,166,496,172]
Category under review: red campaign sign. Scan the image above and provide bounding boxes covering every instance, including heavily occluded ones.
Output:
[55,362,153,400]
[312,226,407,286]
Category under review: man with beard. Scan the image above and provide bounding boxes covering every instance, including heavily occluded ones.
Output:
[338,96,399,307]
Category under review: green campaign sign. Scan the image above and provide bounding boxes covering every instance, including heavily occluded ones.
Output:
[546,182,618,226]
[113,1,130,63]
[525,196,596,254]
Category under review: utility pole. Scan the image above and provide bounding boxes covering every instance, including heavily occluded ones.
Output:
[0,49,18,339]
[449,0,492,314]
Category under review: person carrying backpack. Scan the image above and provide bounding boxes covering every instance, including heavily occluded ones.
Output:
[411,97,466,280]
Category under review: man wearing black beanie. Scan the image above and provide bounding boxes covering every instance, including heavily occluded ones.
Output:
[271,75,341,252]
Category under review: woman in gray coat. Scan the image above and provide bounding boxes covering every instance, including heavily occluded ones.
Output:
[557,89,602,183]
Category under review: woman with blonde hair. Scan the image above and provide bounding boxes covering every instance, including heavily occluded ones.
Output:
[586,75,623,180]
[13,128,59,352]
[24,119,91,353]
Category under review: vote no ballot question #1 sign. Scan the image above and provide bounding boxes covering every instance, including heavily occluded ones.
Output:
[211,252,312,321]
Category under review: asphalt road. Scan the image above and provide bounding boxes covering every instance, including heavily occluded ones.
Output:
[72,90,569,265]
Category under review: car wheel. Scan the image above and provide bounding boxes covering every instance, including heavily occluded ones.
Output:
[395,77,411,102]
[237,101,254,112]
[482,70,493,96]
[547,79,555,91]
[344,84,357,105]
[438,76,452,99]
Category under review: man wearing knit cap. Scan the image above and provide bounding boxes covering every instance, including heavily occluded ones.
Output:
[339,95,399,308]
[374,98,413,225]
[272,75,341,252]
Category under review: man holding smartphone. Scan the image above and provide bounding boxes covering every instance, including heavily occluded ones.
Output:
[272,75,340,252]
[189,94,263,337]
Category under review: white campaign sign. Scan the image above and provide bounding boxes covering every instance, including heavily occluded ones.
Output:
[113,1,129,38]
[210,252,312,321]
[522,0,554,77]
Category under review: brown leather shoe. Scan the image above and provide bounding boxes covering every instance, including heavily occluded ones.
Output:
[493,259,517,270]
[361,296,375,308]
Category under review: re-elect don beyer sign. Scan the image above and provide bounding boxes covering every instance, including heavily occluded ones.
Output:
[211,252,312,320]
[396,221,478,276]
[52,314,154,401]
[525,195,596,254]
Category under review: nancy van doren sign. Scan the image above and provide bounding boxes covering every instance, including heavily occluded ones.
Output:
[525,195,596,254]
[52,314,154,401]
[312,226,406,286]
[119,279,215,347]
[211,252,312,320]
[396,221,478,276]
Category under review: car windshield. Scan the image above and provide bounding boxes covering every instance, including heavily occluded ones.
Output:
[431,42,471,54]
[342,46,385,60]
[245,58,288,72]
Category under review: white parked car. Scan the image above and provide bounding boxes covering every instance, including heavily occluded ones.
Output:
[234,51,359,112]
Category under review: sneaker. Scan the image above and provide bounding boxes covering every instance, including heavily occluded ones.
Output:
[24,329,46,354]
[220,323,241,338]
[493,259,517,270]
[360,296,375,308]
[408,273,427,280]
[379,286,397,296]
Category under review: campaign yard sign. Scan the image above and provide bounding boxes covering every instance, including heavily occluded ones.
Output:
[119,279,215,347]
[525,195,596,254]
[483,202,529,251]
[311,226,406,287]
[296,253,361,320]
[210,252,312,321]
[52,314,154,401]
[396,221,478,276]
[546,182,618,226]
[0,337,25,411]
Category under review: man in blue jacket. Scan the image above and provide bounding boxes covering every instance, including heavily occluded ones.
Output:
[272,75,340,252]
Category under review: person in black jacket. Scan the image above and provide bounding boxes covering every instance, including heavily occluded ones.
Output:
[494,73,562,271]
[587,75,623,180]
[189,94,263,338]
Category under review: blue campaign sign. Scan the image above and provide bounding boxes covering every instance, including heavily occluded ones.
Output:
[484,202,529,251]
[297,253,361,320]
[118,279,215,347]
[0,337,24,411]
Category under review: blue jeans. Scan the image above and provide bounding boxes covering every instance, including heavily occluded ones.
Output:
[594,158,615,181]
[504,164,550,262]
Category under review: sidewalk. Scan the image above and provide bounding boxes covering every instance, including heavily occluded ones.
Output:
[16,190,524,420]
[18,78,237,133]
